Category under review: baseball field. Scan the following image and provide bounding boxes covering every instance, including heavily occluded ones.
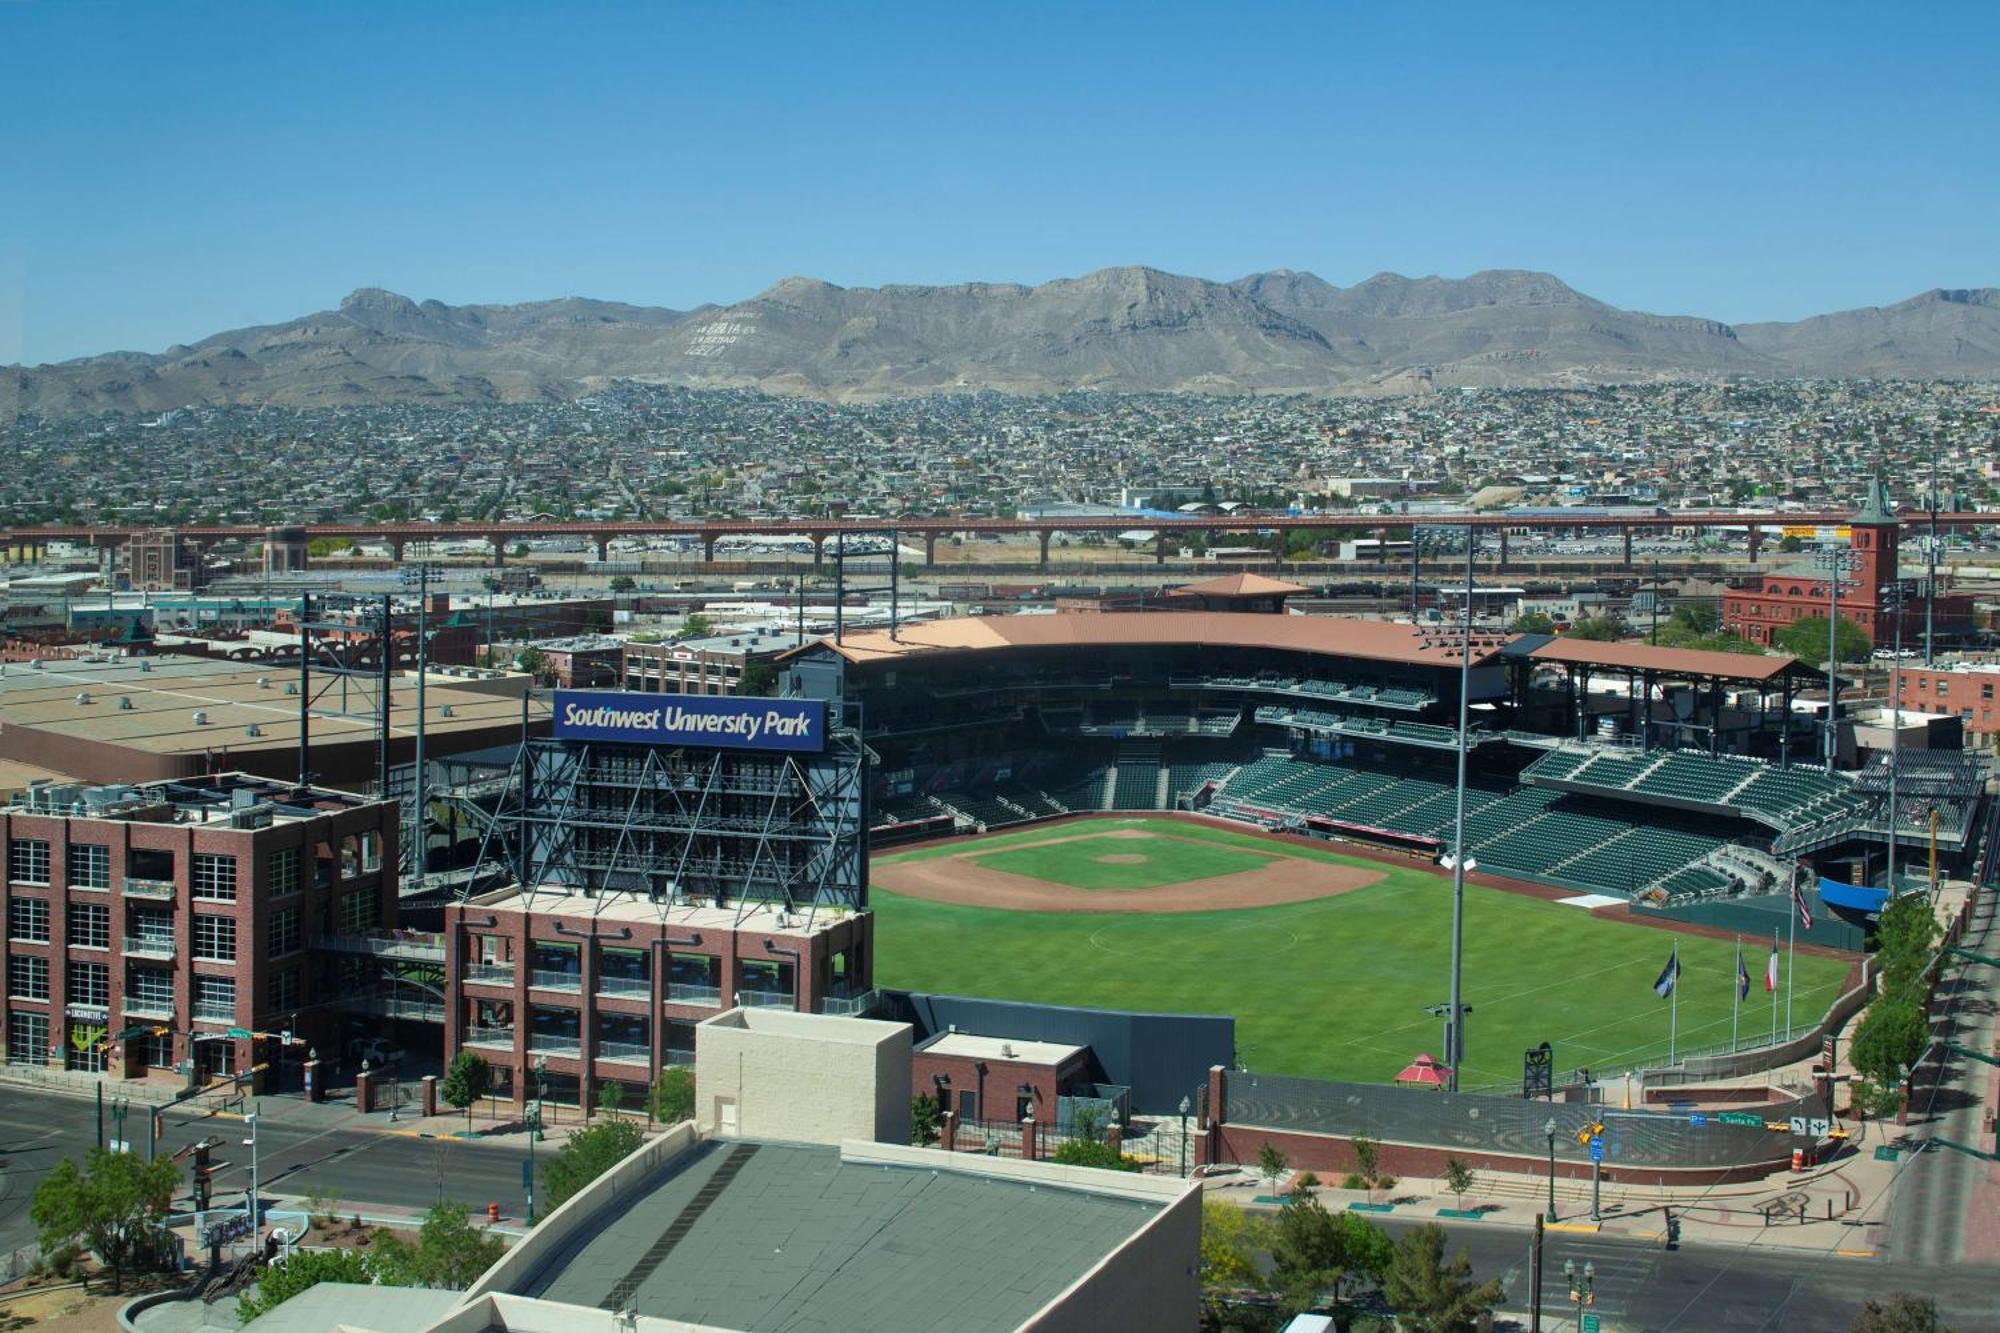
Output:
[870,816,1854,1087]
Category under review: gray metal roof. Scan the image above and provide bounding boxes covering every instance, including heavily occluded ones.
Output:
[528,1140,1162,1332]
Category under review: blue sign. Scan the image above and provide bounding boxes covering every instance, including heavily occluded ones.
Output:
[553,690,826,753]
[1689,1113,1707,1127]
[1589,1136,1604,1163]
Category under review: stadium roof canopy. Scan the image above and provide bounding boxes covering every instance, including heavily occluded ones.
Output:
[1527,638,1816,685]
[801,612,1513,669]
[1164,571,1311,598]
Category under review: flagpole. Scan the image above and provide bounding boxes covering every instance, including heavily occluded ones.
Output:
[1669,938,1679,1065]
[1732,935,1741,1051]
[1769,929,1778,1044]
[1785,901,1796,1042]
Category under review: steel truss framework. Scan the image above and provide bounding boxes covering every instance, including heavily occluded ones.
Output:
[442,723,869,921]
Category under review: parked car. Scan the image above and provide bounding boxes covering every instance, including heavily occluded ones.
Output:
[348,1036,405,1067]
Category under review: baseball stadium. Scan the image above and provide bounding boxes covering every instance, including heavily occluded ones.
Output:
[779,596,1993,1088]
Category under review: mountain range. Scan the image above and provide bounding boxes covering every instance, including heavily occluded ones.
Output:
[6,268,1999,413]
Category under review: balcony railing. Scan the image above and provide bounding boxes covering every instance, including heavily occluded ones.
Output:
[191,1001,236,1023]
[465,1026,514,1049]
[122,877,176,899]
[666,982,722,1006]
[663,1047,695,1068]
[820,988,879,1017]
[529,970,583,993]
[595,974,650,998]
[734,989,795,1010]
[526,1034,582,1057]
[597,1040,650,1063]
[463,964,516,987]
[315,931,445,963]
[124,1000,174,1021]
[124,935,175,960]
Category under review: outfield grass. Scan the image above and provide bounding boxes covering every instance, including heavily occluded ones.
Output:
[970,832,1274,890]
[872,818,1853,1086]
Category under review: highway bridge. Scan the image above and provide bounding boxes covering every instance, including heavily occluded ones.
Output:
[3,508,1994,570]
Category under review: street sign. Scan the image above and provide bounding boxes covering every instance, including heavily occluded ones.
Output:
[1589,1136,1605,1163]
[1808,1117,1831,1136]
[227,1027,253,1039]
[1688,1113,1707,1127]
[1719,1112,1762,1127]
[1583,1315,1601,1333]
[1789,1116,1808,1135]
[521,1159,534,1189]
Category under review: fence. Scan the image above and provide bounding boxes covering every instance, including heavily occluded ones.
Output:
[1641,958,1872,1087]
[1220,1069,1817,1172]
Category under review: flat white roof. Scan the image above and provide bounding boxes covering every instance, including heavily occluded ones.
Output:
[924,1032,1085,1066]
[468,884,854,939]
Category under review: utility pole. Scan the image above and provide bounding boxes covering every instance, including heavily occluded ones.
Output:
[1444,525,1477,1090]
[1529,1212,1545,1333]
[1812,545,1857,774]
[243,1110,261,1232]
[413,564,430,885]
[1650,556,1660,645]
[1882,582,1907,893]
[1926,442,1939,667]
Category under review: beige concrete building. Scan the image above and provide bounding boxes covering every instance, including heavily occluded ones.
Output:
[696,1007,911,1145]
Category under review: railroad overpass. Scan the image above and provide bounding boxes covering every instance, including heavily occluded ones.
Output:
[2,509,1993,572]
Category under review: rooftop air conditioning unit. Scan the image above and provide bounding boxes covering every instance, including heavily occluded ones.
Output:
[75,692,92,705]
[283,682,297,695]
[139,661,151,673]
[440,705,455,718]
[191,710,208,726]
[118,697,134,710]
[245,724,262,738]
[30,660,43,670]
[257,676,270,689]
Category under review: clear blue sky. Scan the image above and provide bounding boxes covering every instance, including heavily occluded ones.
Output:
[3,1,1995,365]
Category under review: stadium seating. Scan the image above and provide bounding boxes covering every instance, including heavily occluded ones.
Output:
[1045,767,1113,813]
[1167,761,1237,803]
[1111,760,1164,810]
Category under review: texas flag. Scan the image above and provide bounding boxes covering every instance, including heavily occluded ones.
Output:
[1765,935,1780,993]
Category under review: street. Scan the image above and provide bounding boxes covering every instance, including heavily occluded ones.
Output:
[1369,1214,2000,1332]
[0,1088,530,1255]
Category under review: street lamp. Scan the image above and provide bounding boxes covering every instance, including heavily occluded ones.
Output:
[1443,525,1478,1091]
[1178,1095,1191,1178]
[1544,1118,1559,1223]
[1878,581,1908,894]
[526,1055,548,1224]
[1565,1259,1595,1326]
[242,1111,260,1233]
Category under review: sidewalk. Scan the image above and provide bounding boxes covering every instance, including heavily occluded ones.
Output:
[1204,1133,1898,1258]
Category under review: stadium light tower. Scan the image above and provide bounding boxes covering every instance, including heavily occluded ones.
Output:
[1442,523,1478,1091]
[1810,544,1859,773]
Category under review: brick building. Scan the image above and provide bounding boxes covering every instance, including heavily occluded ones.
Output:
[523,635,625,688]
[1722,477,1976,648]
[2,773,398,1087]
[620,631,794,696]
[910,1030,1093,1129]
[1897,661,2000,741]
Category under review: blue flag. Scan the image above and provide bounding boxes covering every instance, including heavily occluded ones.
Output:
[1653,948,1680,999]
[1737,946,1750,1002]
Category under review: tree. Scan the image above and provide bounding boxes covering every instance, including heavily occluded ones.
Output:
[608,574,636,593]
[649,1066,696,1126]
[1072,1103,1107,1144]
[1442,1157,1476,1211]
[1670,601,1723,635]
[677,613,715,641]
[738,660,778,697]
[513,647,548,681]
[597,1082,626,1117]
[1773,613,1871,665]
[1050,1139,1144,1172]
[1779,534,1806,554]
[440,1050,490,1134]
[1199,1199,1272,1293]
[1510,611,1556,634]
[1876,893,1941,995]
[1851,1293,1951,1333]
[370,1202,507,1290]
[543,1117,645,1213]
[1256,1143,1289,1197]
[911,1093,942,1147]
[1381,1223,1505,1333]
[1563,616,1625,642]
[235,1247,376,1323]
[30,1148,178,1293]
[1269,1179,1394,1318]
[1850,994,1929,1096]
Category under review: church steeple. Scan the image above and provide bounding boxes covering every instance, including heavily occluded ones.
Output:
[1853,472,1894,526]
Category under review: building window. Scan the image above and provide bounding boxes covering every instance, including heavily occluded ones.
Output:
[192,914,237,962]
[1937,681,1950,698]
[270,907,300,956]
[194,975,236,1022]
[8,895,50,942]
[67,961,109,1009]
[129,967,174,1012]
[268,968,301,1013]
[67,843,111,890]
[65,1021,108,1072]
[69,901,110,950]
[338,888,379,933]
[139,1027,174,1068]
[8,955,49,1001]
[8,839,50,885]
[267,847,301,897]
[7,1011,50,1065]
[192,854,237,902]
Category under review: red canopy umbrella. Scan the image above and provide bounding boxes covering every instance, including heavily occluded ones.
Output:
[1394,1052,1452,1088]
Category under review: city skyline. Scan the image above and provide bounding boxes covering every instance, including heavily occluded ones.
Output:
[4,1,1997,365]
